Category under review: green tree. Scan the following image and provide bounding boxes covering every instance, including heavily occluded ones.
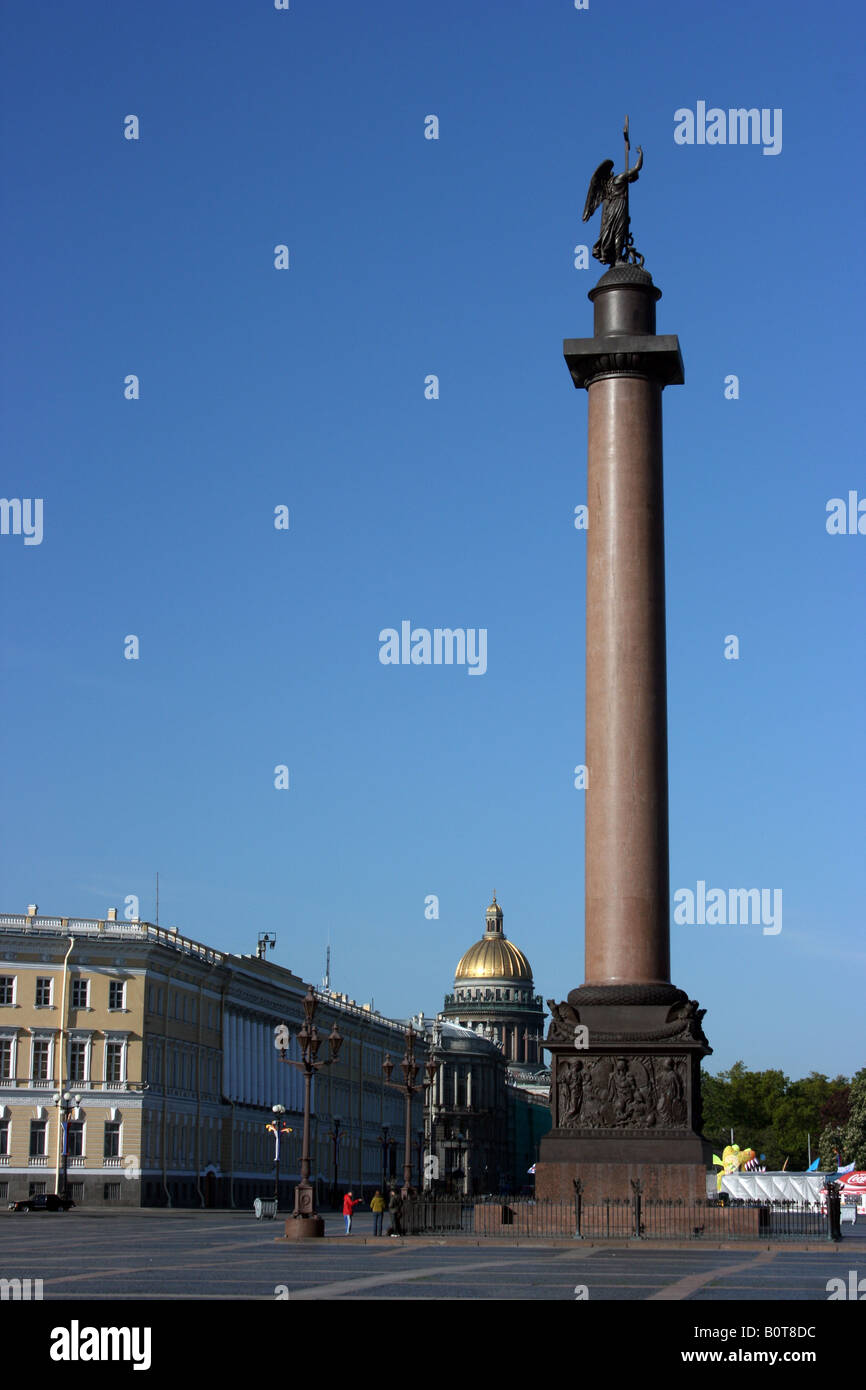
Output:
[820,1068,866,1170]
[701,1064,857,1171]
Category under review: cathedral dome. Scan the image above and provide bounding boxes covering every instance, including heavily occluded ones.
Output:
[455,936,532,982]
[454,895,533,983]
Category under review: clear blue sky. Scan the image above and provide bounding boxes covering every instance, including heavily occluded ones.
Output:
[2,0,863,1080]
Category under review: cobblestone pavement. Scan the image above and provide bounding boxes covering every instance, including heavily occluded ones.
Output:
[2,1210,863,1300]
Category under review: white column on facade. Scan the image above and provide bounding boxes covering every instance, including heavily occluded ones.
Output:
[244,1016,252,1102]
[466,1068,472,1108]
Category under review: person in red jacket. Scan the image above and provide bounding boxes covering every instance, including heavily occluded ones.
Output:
[342,1190,363,1234]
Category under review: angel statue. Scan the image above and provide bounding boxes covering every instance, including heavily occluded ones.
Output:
[582,118,645,267]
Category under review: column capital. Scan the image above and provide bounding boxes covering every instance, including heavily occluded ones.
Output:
[564,335,684,389]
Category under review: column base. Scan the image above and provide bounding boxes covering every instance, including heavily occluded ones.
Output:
[538,983,713,1202]
[283,1215,325,1240]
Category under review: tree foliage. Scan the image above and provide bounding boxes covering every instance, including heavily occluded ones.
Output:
[701,1062,853,1170]
[818,1068,866,1170]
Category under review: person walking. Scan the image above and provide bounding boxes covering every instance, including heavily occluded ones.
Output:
[388,1187,403,1237]
[370,1189,386,1237]
[342,1190,363,1234]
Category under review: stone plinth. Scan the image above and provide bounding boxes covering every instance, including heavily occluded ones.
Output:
[536,984,713,1202]
[283,1215,325,1239]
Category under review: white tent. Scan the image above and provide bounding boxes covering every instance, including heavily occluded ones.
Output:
[712,1171,827,1203]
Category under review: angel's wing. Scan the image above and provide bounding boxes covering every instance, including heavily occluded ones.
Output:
[582,159,614,222]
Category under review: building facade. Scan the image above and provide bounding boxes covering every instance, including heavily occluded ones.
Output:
[0,909,424,1208]
[432,898,551,1192]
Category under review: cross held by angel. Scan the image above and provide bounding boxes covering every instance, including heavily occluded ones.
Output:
[582,120,645,268]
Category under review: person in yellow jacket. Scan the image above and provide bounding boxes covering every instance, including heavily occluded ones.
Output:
[370,1189,386,1237]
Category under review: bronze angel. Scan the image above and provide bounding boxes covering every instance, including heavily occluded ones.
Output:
[582,147,644,267]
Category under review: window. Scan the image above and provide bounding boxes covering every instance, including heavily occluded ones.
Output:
[0,976,15,1006]
[35,978,52,1007]
[0,1181,8,1201]
[65,1120,84,1158]
[0,1119,9,1154]
[71,979,89,1009]
[28,1181,47,1196]
[103,1182,121,1201]
[68,1041,87,1082]
[0,1038,12,1078]
[29,1120,47,1156]
[108,981,125,1011]
[69,1182,84,1202]
[31,1038,50,1081]
[105,1041,124,1084]
[104,1121,121,1159]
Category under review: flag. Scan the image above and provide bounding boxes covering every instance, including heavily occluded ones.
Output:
[836,1160,855,1175]
[527,1164,536,1175]
[807,1157,820,1172]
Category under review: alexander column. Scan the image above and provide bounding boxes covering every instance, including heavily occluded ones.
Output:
[536,122,713,1203]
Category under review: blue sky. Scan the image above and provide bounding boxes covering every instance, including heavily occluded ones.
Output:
[1,0,863,1081]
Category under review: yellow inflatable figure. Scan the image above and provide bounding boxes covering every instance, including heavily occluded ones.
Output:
[713,1144,757,1191]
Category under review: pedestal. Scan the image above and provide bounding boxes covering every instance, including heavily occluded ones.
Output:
[283,1215,325,1240]
[536,983,712,1201]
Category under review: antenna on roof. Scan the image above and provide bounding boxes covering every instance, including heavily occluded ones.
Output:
[155,872,159,926]
[257,932,276,960]
[321,941,331,992]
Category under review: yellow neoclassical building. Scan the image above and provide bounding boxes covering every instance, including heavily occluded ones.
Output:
[0,908,424,1208]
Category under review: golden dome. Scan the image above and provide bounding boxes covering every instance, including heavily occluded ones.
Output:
[455,935,532,981]
[454,897,533,982]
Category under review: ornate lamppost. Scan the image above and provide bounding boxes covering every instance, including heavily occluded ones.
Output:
[325,1116,342,1208]
[52,1090,82,1200]
[275,985,342,1239]
[382,1023,436,1198]
[378,1124,395,1190]
[265,1104,292,1209]
[415,1129,425,1190]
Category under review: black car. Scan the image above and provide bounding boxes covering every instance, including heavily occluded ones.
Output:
[8,1193,75,1212]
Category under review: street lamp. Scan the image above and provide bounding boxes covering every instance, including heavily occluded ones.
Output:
[382,1023,436,1198]
[265,1104,292,1209]
[52,1090,82,1200]
[326,1116,342,1207]
[415,1129,425,1190]
[378,1125,393,1190]
[275,985,343,1238]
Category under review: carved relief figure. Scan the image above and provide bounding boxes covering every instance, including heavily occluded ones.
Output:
[656,1057,687,1125]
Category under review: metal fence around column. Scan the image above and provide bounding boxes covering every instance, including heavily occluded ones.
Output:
[402,1193,845,1241]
